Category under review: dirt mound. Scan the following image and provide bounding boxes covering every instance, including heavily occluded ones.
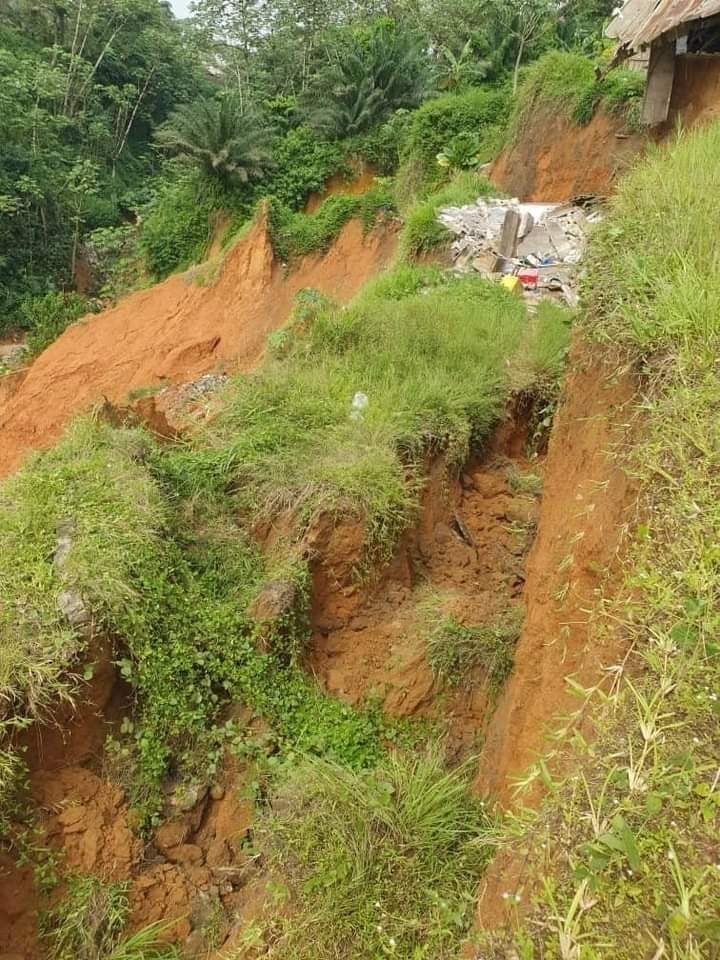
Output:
[0,212,397,478]
[491,109,645,202]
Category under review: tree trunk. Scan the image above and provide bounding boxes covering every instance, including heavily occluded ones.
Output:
[513,34,526,94]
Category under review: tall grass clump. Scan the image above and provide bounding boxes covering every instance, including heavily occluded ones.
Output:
[42,874,178,960]
[479,121,720,960]
[162,267,567,565]
[258,750,491,959]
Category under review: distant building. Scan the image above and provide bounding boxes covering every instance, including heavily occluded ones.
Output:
[607,0,720,124]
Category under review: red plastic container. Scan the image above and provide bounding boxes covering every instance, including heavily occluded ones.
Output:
[517,268,540,289]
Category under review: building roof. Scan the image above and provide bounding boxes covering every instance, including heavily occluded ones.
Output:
[607,0,720,48]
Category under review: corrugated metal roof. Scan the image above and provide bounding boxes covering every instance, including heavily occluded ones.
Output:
[607,0,720,47]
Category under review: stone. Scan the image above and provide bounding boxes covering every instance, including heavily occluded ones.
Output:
[165,843,204,866]
[170,781,208,814]
[209,783,225,801]
[57,804,86,827]
[57,589,91,629]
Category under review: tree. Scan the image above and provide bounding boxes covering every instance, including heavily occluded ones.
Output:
[436,39,490,91]
[155,94,273,183]
[484,0,556,93]
[308,22,432,138]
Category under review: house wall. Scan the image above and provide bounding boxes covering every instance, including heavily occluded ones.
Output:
[669,53,720,125]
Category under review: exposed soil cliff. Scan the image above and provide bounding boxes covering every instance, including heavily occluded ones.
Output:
[0,213,397,478]
[491,109,645,201]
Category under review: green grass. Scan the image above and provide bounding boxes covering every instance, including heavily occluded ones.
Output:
[41,875,178,960]
[257,749,492,960]
[161,265,569,566]
[0,416,412,830]
[508,52,645,144]
[398,171,499,259]
[0,418,167,720]
[479,120,720,960]
[267,185,396,261]
[421,592,523,693]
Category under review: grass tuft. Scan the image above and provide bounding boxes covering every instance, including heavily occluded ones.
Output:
[257,749,492,960]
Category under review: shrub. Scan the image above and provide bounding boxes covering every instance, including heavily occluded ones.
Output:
[139,174,217,278]
[21,292,93,356]
[403,88,511,169]
[267,185,396,261]
[265,126,346,210]
[257,750,491,959]
[351,108,412,175]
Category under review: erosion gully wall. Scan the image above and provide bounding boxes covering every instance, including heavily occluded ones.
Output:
[491,109,645,201]
[473,337,639,930]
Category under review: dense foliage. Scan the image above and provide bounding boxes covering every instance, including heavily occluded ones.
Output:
[0,0,620,335]
[0,0,208,329]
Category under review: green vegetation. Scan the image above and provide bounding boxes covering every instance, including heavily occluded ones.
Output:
[424,605,522,692]
[0,417,399,828]
[41,874,178,960]
[480,120,720,960]
[138,174,219,279]
[257,750,492,959]
[267,185,396,261]
[307,22,432,139]
[160,266,568,564]
[402,87,511,176]
[155,93,272,185]
[509,51,645,142]
[0,1,208,331]
[398,171,498,258]
[0,0,619,341]
[0,252,571,834]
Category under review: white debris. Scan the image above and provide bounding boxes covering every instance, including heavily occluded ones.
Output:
[437,196,600,304]
[350,391,369,421]
[438,198,590,267]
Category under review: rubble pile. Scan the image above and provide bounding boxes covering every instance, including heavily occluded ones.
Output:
[437,198,601,305]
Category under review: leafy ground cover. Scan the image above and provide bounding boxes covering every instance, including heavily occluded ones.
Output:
[507,51,645,144]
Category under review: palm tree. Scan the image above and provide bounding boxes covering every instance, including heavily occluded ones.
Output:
[155,93,272,184]
[309,26,432,139]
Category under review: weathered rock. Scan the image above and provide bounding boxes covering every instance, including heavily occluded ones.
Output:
[209,783,225,801]
[155,819,189,853]
[248,580,297,624]
[170,782,208,814]
[248,579,298,652]
[164,843,204,866]
[57,589,91,629]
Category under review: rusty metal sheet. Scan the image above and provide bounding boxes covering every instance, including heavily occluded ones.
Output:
[607,0,720,48]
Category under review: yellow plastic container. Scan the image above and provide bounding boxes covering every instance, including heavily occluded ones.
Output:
[499,275,522,296]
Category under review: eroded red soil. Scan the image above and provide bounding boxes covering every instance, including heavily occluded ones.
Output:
[0,213,397,478]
